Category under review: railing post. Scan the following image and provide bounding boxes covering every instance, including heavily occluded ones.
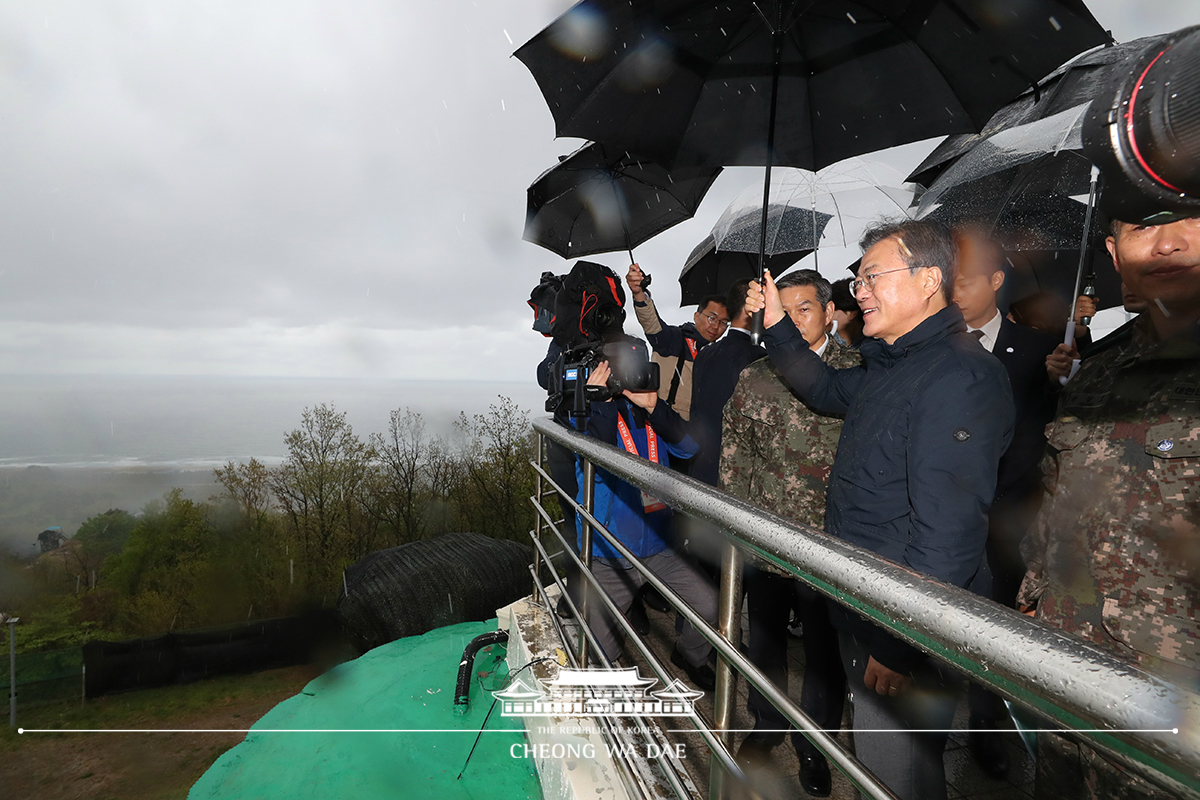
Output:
[709,539,744,799]
[8,617,17,728]
[532,431,545,595]
[575,458,596,668]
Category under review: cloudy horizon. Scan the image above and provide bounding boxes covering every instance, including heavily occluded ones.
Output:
[1,1,1196,383]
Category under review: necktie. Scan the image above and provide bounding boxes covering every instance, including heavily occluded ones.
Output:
[970,330,985,343]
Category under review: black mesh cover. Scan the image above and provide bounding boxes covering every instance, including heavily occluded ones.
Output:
[337,532,532,653]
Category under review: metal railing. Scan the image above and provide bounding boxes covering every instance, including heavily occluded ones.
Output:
[530,416,1200,800]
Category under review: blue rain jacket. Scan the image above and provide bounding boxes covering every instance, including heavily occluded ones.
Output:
[572,398,698,560]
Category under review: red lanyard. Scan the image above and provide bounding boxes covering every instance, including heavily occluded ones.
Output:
[685,338,698,359]
[616,413,659,464]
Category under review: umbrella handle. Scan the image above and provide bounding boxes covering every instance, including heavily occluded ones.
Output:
[1059,320,1081,385]
[1060,359,1082,386]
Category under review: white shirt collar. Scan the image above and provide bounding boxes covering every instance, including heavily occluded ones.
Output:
[967,307,1003,353]
[813,334,829,357]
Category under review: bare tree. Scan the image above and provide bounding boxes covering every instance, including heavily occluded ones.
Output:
[368,408,432,545]
[453,396,536,542]
[213,458,273,533]
[270,404,377,595]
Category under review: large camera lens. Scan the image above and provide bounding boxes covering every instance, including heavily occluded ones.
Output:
[1127,31,1200,196]
[592,304,626,334]
[1084,26,1200,222]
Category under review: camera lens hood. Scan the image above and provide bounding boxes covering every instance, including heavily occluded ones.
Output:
[1083,25,1200,224]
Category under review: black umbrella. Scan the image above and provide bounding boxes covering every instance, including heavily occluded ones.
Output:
[517,0,1109,337]
[918,129,1117,354]
[515,1,1109,173]
[908,33,1170,188]
[524,142,722,260]
[679,233,808,307]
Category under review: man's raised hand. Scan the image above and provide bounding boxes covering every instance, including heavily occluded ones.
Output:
[745,269,786,329]
[626,263,647,302]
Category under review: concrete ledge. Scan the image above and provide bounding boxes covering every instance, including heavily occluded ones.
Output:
[498,595,633,800]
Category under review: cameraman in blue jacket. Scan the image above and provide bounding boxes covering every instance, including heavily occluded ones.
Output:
[572,360,717,691]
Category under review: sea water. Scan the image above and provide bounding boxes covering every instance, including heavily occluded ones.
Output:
[0,374,549,469]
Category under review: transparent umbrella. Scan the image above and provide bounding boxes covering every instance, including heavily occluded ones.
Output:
[916,103,1090,231]
[711,159,919,269]
[915,105,1108,376]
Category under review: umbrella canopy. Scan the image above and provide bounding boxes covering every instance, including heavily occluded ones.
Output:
[514,0,1110,173]
[915,110,1120,317]
[678,233,808,307]
[908,33,1170,187]
[523,142,722,259]
[711,160,916,256]
[917,106,1098,251]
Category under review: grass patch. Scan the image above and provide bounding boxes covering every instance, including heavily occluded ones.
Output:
[0,664,318,751]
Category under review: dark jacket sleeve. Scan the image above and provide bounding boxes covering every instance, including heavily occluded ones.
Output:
[762,315,864,416]
[646,399,699,458]
[571,398,698,460]
[870,363,1015,672]
[537,340,564,392]
[575,398,619,443]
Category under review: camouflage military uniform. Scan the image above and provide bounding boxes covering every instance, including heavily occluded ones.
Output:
[719,338,862,541]
[719,337,862,758]
[1019,316,1200,800]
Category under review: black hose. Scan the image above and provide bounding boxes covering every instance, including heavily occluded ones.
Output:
[453,630,509,713]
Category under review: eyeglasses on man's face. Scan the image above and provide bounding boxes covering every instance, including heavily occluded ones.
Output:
[698,310,731,328]
[851,266,918,294]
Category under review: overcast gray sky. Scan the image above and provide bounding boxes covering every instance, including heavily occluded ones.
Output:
[0,1,1196,382]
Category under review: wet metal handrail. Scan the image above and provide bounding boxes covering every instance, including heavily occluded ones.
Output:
[530,439,898,799]
[533,416,1200,799]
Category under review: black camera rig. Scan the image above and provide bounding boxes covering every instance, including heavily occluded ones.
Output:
[546,337,660,429]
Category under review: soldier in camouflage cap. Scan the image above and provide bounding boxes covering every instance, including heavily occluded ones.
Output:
[1019,215,1200,800]
[720,269,861,796]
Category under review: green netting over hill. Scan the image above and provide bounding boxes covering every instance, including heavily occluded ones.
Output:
[189,619,541,800]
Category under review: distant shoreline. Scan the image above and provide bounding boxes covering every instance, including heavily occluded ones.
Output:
[0,460,283,472]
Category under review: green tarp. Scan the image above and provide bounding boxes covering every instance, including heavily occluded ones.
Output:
[190,619,541,800]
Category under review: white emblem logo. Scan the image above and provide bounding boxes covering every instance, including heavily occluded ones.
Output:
[493,666,702,717]
[1158,439,1175,452]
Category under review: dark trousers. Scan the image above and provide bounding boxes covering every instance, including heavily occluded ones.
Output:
[840,631,960,800]
[969,480,1043,721]
[745,568,846,758]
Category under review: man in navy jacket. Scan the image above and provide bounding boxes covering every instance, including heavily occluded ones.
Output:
[746,219,1014,800]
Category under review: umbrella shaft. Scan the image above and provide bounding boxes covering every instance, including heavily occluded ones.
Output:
[1068,166,1101,329]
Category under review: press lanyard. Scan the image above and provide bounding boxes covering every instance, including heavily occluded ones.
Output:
[615,410,667,513]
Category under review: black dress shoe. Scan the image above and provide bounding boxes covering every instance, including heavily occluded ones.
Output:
[642,585,672,613]
[735,729,784,769]
[556,594,574,620]
[798,752,832,797]
[670,646,715,692]
[627,596,651,635]
[968,728,1011,780]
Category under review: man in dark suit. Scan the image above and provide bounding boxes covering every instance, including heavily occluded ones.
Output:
[952,229,1059,777]
[688,279,766,487]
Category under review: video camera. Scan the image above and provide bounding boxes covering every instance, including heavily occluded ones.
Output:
[531,260,659,426]
[546,337,660,425]
[1083,25,1200,223]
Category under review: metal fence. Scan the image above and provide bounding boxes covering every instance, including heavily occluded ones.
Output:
[529,416,1200,800]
